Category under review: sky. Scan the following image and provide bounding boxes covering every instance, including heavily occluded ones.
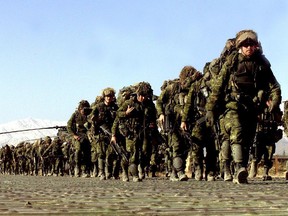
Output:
[0,0,287,124]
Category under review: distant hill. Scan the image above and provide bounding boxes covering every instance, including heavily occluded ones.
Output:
[0,118,67,146]
[275,135,288,156]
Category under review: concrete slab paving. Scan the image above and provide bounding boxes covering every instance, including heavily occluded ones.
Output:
[0,175,288,215]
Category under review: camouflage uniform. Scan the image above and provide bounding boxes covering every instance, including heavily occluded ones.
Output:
[67,100,92,177]
[0,145,13,174]
[206,30,282,184]
[50,137,64,176]
[39,137,53,176]
[181,69,220,181]
[248,104,282,180]
[89,87,119,180]
[114,82,157,182]
[156,66,199,181]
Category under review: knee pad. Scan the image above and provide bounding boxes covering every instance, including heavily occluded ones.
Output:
[173,157,183,172]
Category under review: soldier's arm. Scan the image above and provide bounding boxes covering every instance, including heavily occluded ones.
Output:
[206,60,231,112]
[182,82,196,122]
[117,100,130,118]
[267,69,282,106]
[155,89,168,117]
[67,112,76,135]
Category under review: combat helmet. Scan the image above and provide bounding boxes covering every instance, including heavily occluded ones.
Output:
[136,81,153,97]
[44,136,52,144]
[78,100,90,110]
[102,87,116,97]
[235,29,258,48]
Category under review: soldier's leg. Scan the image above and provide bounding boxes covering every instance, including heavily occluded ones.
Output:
[171,132,188,181]
[221,140,233,181]
[127,137,141,182]
[90,147,98,177]
[226,110,248,184]
[262,144,275,181]
[97,138,106,180]
[73,140,81,177]
[105,145,114,180]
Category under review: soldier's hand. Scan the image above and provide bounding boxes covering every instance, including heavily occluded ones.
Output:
[180,122,187,131]
[158,114,165,124]
[73,135,80,141]
[267,100,277,113]
[125,105,135,115]
[205,111,214,127]
[111,135,116,144]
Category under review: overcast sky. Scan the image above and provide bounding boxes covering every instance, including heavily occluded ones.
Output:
[0,0,287,124]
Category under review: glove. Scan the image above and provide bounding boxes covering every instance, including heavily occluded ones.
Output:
[205,111,214,127]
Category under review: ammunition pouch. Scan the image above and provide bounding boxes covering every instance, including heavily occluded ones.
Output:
[163,114,175,133]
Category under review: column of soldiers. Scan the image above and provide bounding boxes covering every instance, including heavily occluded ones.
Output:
[0,29,286,184]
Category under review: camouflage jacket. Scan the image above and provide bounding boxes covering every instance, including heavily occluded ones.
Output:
[116,96,157,137]
[206,52,281,113]
[67,110,89,136]
[90,101,118,134]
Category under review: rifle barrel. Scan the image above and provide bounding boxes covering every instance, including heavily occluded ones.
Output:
[0,126,66,135]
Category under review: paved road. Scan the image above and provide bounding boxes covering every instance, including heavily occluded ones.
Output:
[0,175,287,215]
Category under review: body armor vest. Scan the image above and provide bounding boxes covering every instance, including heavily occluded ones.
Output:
[232,60,256,96]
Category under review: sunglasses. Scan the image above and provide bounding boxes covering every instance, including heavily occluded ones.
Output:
[242,42,257,47]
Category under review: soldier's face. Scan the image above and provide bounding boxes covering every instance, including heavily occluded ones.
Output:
[104,95,113,105]
[137,94,145,102]
[241,43,257,57]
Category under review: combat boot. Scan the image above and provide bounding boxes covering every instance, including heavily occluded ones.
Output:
[178,171,188,181]
[262,166,272,181]
[105,164,112,180]
[98,159,106,181]
[138,165,145,180]
[169,169,179,182]
[150,165,157,178]
[91,164,98,178]
[223,161,233,182]
[206,172,215,181]
[74,165,80,178]
[122,169,129,182]
[233,164,248,184]
[248,160,257,178]
[194,165,203,181]
[129,163,141,182]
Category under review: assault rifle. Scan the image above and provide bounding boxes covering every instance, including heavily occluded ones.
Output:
[212,120,221,152]
[99,125,129,163]
[0,126,67,135]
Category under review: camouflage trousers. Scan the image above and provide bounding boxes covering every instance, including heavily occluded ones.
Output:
[251,131,276,169]
[220,109,257,166]
[190,121,217,175]
[73,135,91,168]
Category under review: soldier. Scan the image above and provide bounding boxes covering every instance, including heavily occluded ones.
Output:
[248,97,283,180]
[156,66,199,181]
[205,29,282,184]
[111,85,135,182]
[40,136,53,176]
[181,65,221,181]
[67,100,92,177]
[89,87,119,180]
[282,101,288,180]
[50,137,65,176]
[0,144,13,174]
[111,82,157,182]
